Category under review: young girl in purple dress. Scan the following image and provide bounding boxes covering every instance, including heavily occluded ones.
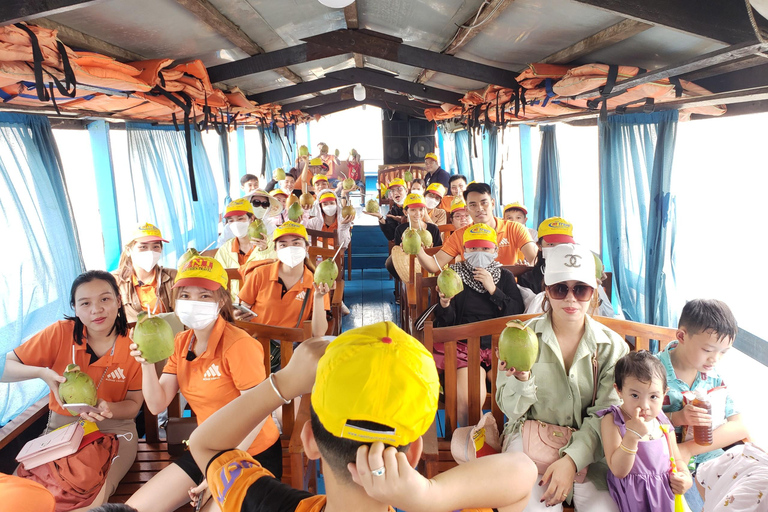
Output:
[599,351,693,512]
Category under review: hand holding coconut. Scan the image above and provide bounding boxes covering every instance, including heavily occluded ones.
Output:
[496,320,538,381]
[39,368,67,407]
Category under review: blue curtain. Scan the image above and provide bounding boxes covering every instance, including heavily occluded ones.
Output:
[262,125,295,182]
[599,110,679,329]
[0,113,82,424]
[534,125,562,226]
[218,130,232,206]
[126,123,219,266]
[455,129,473,179]
[483,127,501,215]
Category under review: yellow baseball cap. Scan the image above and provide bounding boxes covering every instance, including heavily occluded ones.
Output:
[272,220,309,242]
[463,223,497,248]
[270,189,289,198]
[130,222,168,243]
[173,256,228,290]
[404,193,426,209]
[450,198,467,214]
[425,183,446,198]
[388,178,406,189]
[538,217,574,243]
[309,157,323,167]
[380,185,388,198]
[312,321,439,447]
[318,191,337,204]
[424,152,438,162]
[503,202,527,215]
[312,174,329,186]
[224,198,254,218]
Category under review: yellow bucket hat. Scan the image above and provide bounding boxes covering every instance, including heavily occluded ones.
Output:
[538,217,574,243]
[503,202,528,215]
[424,152,438,162]
[173,256,228,290]
[272,221,309,242]
[224,198,254,218]
[425,183,446,198]
[463,223,497,248]
[403,192,426,209]
[311,321,439,446]
[130,222,169,243]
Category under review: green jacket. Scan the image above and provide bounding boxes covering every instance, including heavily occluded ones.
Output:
[496,314,628,477]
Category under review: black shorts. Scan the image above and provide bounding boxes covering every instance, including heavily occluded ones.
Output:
[174,436,283,484]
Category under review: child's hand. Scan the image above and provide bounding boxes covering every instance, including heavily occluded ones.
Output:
[624,407,651,438]
[669,470,691,495]
[676,403,712,427]
[348,442,429,510]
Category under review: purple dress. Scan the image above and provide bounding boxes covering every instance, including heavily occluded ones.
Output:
[597,405,675,512]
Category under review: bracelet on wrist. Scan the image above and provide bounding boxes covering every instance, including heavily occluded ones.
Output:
[618,443,638,455]
[269,373,291,405]
[625,427,643,439]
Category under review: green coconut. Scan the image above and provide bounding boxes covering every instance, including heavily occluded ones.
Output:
[133,311,175,364]
[247,219,266,240]
[177,248,199,270]
[274,168,286,180]
[403,170,413,182]
[365,199,380,214]
[437,266,463,298]
[287,202,303,222]
[342,177,355,190]
[593,253,604,281]
[498,320,539,372]
[314,258,339,287]
[59,364,97,412]
[417,228,433,248]
[300,192,315,208]
[299,145,309,157]
[402,228,422,255]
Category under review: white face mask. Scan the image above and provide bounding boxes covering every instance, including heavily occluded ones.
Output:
[321,204,338,217]
[465,251,497,269]
[175,299,219,330]
[277,246,306,268]
[229,221,250,238]
[425,197,440,210]
[541,247,554,261]
[252,206,267,218]
[132,250,161,273]
[393,195,404,206]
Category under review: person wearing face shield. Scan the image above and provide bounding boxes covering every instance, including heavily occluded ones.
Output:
[112,223,176,323]
[432,223,524,427]
[236,222,331,339]
[424,183,448,225]
[214,198,275,299]
[127,256,282,512]
[303,190,353,249]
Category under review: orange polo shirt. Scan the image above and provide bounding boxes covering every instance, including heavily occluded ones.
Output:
[232,237,255,266]
[14,320,142,416]
[440,195,455,211]
[163,316,279,455]
[238,261,330,328]
[132,272,167,314]
[441,217,533,265]
[0,474,55,512]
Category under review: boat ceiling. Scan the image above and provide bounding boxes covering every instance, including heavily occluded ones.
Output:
[5,0,768,120]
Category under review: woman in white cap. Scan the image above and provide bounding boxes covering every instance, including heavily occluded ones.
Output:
[113,223,176,323]
[127,256,281,512]
[496,243,628,512]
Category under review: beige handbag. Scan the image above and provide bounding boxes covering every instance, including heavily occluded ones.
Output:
[521,351,598,483]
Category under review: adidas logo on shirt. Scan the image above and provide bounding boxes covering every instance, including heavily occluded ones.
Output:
[499,238,510,247]
[106,367,126,382]
[203,363,222,381]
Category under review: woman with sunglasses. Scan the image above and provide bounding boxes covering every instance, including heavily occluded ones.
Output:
[246,189,283,237]
[496,243,628,512]
[432,223,524,427]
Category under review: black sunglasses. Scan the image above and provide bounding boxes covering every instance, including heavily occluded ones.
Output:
[250,199,270,208]
[547,283,594,301]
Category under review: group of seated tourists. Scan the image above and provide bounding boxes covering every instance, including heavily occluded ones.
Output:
[2,150,764,512]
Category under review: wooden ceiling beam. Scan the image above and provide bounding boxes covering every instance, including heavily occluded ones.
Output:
[326,68,463,104]
[280,88,353,112]
[540,19,652,64]
[32,18,145,62]
[417,0,518,84]
[572,0,768,45]
[344,1,359,30]
[208,43,343,83]
[249,77,351,104]
[174,0,303,84]
[304,99,362,117]
[0,0,104,25]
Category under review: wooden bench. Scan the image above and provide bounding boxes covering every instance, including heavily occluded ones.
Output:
[0,396,48,451]
[378,164,425,206]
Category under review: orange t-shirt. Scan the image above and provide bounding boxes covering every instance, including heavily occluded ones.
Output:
[132,272,167,314]
[238,262,330,328]
[441,217,533,265]
[163,317,279,455]
[14,320,142,416]
[439,195,455,211]
[232,237,255,266]
[0,474,55,512]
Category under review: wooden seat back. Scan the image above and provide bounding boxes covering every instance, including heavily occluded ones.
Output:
[378,164,425,206]
[307,246,345,335]
[306,228,339,250]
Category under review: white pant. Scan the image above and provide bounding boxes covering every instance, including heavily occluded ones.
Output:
[503,432,619,512]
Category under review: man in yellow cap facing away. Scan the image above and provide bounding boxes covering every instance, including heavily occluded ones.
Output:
[423,152,450,190]
[190,322,537,512]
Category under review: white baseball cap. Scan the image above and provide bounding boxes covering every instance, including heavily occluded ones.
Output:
[544,244,598,287]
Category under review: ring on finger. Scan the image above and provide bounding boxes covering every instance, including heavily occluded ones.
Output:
[371,466,386,477]
[561,492,568,500]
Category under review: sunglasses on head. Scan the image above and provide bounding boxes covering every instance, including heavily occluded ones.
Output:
[547,283,594,301]
[250,200,270,208]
